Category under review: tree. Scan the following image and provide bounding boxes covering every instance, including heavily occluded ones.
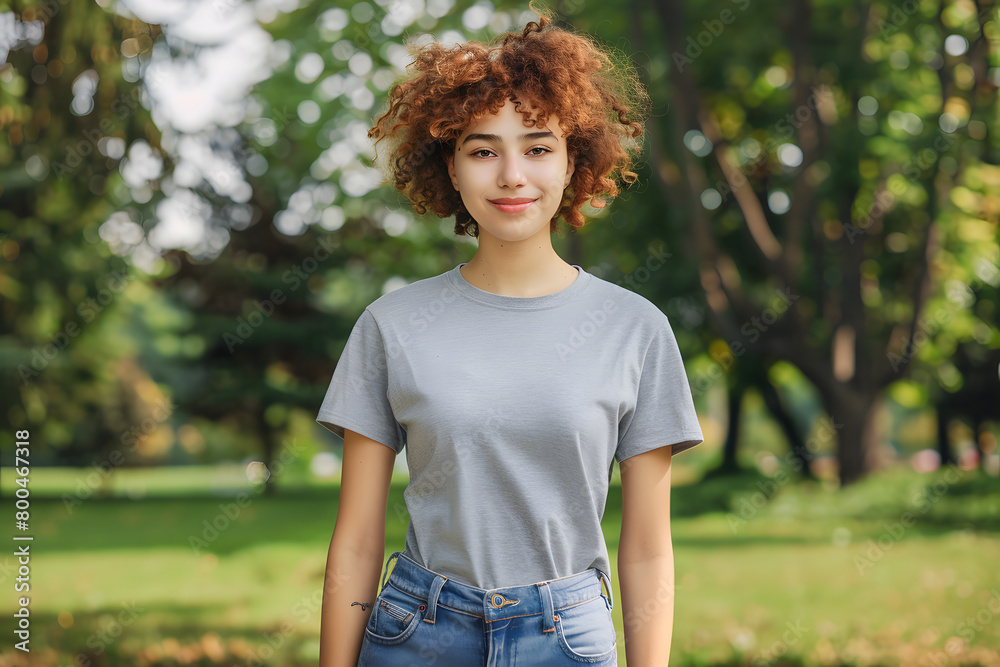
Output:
[633,0,998,485]
[1,2,173,470]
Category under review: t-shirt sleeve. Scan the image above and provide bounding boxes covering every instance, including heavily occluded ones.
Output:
[615,314,704,462]
[315,308,405,454]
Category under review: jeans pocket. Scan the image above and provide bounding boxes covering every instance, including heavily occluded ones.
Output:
[554,595,618,663]
[365,585,424,645]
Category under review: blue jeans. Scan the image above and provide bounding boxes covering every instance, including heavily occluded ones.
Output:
[358,551,618,666]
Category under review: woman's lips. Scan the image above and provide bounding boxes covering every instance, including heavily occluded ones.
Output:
[489,199,536,214]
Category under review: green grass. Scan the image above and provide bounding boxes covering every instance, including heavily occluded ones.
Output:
[1,463,998,666]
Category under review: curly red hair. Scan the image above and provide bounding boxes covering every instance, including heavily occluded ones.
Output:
[368,2,649,237]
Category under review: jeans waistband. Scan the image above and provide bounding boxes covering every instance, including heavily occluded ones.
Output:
[379,551,614,623]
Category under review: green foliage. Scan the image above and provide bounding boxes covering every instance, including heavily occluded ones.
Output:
[2,463,998,665]
[1,0,997,488]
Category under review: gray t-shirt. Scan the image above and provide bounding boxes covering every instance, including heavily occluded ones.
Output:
[316,262,703,590]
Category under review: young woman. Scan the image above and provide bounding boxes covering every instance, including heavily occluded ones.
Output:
[316,5,703,666]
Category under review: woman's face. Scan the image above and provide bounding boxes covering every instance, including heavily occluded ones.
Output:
[445,98,575,243]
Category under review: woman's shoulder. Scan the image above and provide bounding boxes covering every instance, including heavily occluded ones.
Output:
[583,271,670,326]
[364,268,456,316]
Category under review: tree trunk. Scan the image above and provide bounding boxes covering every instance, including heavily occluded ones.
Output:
[259,411,277,497]
[936,406,957,466]
[720,386,742,472]
[760,380,817,481]
[827,389,879,487]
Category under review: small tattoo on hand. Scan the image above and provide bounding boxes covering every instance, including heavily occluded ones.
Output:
[352,601,372,611]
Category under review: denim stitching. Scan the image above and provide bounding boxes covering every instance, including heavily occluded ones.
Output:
[386,582,604,622]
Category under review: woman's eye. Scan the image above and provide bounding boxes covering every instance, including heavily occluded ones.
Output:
[470,147,551,158]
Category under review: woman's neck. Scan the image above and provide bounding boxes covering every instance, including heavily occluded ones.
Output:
[460,252,578,298]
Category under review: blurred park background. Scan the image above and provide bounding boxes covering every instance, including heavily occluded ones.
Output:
[1,0,999,664]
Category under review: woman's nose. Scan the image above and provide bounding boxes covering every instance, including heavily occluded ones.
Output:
[497,156,527,187]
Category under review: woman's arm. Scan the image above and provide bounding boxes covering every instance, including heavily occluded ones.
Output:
[319,428,398,667]
[618,445,675,667]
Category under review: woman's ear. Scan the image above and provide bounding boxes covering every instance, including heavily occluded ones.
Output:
[445,153,459,191]
[564,154,576,189]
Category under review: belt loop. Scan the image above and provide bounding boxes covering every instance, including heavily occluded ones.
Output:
[536,582,557,633]
[597,569,614,611]
[423,574,447,624]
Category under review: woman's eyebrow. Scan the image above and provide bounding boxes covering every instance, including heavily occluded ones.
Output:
[461,131,556,145]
